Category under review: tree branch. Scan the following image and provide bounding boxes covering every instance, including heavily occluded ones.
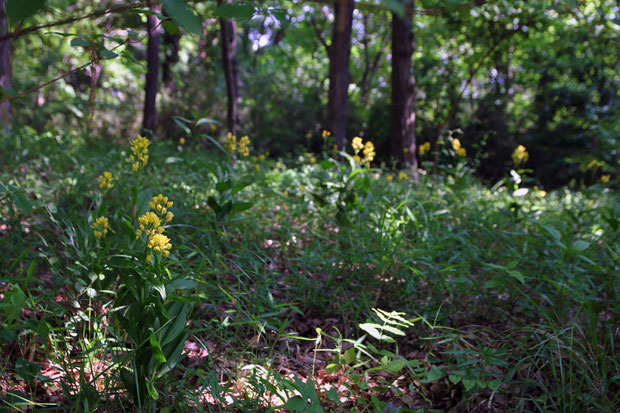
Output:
[310,16,330,53]
[0,2,144,42]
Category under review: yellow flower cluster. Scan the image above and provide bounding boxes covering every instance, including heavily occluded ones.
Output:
[350,137,375,167]
[224,132,236,154]
[351,136,364,152]
[587,159,603,170]
[179,137,186,145]
[238,136,251,157]
[418,142,431,156]
[600,174,610,183]
[310,156,317,164]
[451,138,461,151]
[130,135,150,172]
[363,141,375,165]
[322,130,331,139]
[98,171,114,190]
[398,171,408,181]
[91,216,110,239]
[457,148,466,157]
[148,233,172,256]
[137,194,174,258]
[512,145,529,165]
[386,174,393,181]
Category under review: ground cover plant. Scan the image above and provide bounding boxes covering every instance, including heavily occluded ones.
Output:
[1,129,619,412]
[1,0,619,411]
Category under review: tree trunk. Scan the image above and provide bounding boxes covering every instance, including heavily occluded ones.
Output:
[0,0,11,125]
[327,0,354,150]
[162,10,180,92]
[219,2,240,136]
[142,9,160,137]
[390,0,417,177]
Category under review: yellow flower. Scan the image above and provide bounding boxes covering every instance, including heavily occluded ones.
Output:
[352,155,361,163]
[418,142,431,156]
[255,164,260,171]
[363,140,375,165]
[587,160,602,170]
[298,185,305,191]
[403,147,409,154]
[259,154,265,161]
[398,171,408,181]
[512,145,529,165]
[137,211,161,238]
[451,138,461,152]
[179,137,186,145]
[148,233,172,257]
[386,174,393,181]
[351,136,364,153]
[322,130,331,139]
[98,171,114,190]
[238,135,251,157]
[600,174,610,183]
[534,185,546,197]
[210,123,217,131]
[91,216,110,239]
[457,147,467,157]
[310,156,317,164]
[130,135,151,172]
[148,194,174,217]
[224,132,237,154]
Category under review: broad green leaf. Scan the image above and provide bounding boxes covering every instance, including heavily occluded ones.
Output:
[162,20,179,35]
[162,0,202,35]
[99,49,119,59]
[281,396,308,411]
[383,0,406,17]
[572,240,590,252]
[325,363,340,373]
[7,0,45,24]
[70,37,91,47]
[214,2,255,19]
[231,201,253,213]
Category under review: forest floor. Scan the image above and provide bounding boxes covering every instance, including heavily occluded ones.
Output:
[1,133,619,412]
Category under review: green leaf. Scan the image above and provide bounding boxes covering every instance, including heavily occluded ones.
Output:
[426,365,445,381]
[162,0,202,35]
[6,0,45,24]
[572,240,590,252]
[15,359,41,383]
[281,396,308,411]
[325,363,340,373]
[343,347,355,364]
[320,160,335,169]
[507,269,525,285]
[11,190,33,212]
[150,333,167,364]
[70,37,92,47]
[214,2,255,19]
[383,0,406,17]
[359,323,395,342]
[99,49,119,59]
[231,201,253,213]
[162,20,179,35]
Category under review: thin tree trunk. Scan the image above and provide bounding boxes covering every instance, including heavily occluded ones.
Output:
[327,0,354,150]
[391,0,417,177]
[162,10,180,92]
[142,8,160,137]
[219,2,240,136]
[0,0,12,125]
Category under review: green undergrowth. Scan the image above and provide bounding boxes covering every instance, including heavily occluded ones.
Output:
[1,130,619,412]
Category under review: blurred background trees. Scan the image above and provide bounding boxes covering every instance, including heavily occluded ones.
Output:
[0,0,617,187]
